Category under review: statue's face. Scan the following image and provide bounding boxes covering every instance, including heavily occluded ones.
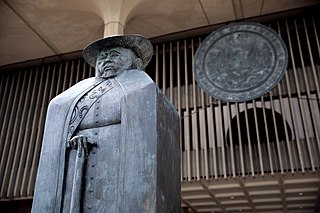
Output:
[95,47,133,78]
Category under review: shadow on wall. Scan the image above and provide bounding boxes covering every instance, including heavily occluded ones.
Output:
[226,108,292,146]
[0,199,32,213]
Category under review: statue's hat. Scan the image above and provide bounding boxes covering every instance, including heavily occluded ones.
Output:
[83,34,153,69]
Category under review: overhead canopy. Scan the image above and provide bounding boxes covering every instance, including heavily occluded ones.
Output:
[0,0,319,66]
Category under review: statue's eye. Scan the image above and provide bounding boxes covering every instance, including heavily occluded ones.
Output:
[97,53,107,60]
[110,51,120,57]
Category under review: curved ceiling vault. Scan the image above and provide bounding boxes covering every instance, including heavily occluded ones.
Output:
[0,0,144,66]
[124,0,210,38]
[0,0,319,67]
[124,0,320,38]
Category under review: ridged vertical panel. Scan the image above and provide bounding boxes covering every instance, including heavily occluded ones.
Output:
[0,58,94,199]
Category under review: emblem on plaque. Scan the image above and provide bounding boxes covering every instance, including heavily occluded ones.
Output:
[194,23,288,102]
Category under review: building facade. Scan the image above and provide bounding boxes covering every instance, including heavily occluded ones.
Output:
[0,1,320,212]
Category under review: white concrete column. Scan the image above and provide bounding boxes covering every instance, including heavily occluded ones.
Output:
[103,21,124,37]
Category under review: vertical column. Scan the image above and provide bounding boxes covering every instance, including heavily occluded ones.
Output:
[103,22,124,37]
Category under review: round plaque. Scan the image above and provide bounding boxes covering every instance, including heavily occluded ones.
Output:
[194,23,288,102]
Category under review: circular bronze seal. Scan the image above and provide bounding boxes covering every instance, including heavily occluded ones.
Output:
[194,23,288,102]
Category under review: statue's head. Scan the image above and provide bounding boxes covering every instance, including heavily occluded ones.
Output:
[94,47,143,78]
[83,34,153,78]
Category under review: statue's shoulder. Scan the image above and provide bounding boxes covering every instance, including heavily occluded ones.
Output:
[115,70,158,99]
[49,77,97,106]
[117,69,154,87]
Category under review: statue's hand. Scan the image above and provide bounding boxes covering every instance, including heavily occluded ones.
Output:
[67,135,96,157]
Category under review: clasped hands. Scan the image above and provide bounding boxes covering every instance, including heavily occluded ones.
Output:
[67,135,96,157]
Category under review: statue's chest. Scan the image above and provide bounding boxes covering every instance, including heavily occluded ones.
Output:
[78,79,123,130]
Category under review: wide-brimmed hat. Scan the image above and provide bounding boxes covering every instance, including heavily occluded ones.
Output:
[82,34,153,69]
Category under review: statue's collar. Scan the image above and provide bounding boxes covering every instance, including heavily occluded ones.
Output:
[96,69,142,80]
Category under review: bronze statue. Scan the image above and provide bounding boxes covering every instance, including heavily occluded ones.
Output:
[32,35,180,212]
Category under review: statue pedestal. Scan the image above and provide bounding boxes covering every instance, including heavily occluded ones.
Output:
[119,84,180,212]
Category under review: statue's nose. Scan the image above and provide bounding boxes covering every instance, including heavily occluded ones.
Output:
[105,54,113,60]
[105,58,113,63]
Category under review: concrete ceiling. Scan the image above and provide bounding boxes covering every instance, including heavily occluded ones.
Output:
[0,0,319,66]
[182,173,320,212]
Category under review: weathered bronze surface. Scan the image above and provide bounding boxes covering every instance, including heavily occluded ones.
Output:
[32,35,180,212]
[83,34,153,69]
[194,23,288,102]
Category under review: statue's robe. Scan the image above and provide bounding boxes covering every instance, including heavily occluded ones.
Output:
[32,69,180,212]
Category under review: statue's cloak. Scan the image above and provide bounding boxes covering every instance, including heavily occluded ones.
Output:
[32,69,180,212]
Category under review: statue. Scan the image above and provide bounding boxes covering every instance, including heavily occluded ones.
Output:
[32,35,180,212]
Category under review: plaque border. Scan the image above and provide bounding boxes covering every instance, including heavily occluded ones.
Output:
[194,22,288,102]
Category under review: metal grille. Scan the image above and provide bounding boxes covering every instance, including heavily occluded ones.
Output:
[0,60,95,199]
[0,13,319,200]
[148,15,320,180]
